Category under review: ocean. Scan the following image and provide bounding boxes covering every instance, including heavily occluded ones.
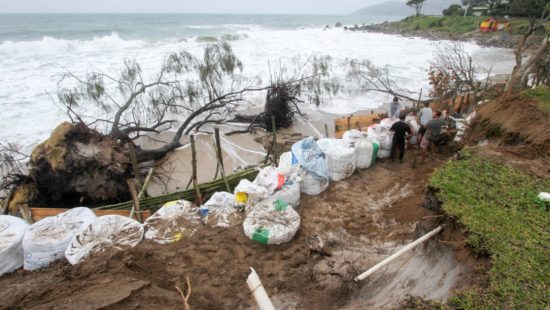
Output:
[0,14,514,151]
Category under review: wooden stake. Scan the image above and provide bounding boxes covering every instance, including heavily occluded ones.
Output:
[127,179,143,223]
[324,123,329,138]
[271,116,278,166]
[190,135,203,205]
[128,143,139,177]
[138,168,154,200]
[214,128,231,192]
[347,116,351,130]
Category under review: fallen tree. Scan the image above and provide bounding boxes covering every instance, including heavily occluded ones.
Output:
[2,43,420,210]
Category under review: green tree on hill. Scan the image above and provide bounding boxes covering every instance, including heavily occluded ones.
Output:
[443,4,466,16]
[406,0,425,16]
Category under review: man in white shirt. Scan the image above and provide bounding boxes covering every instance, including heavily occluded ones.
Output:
[418,102,433,143]
[387,97,402,119]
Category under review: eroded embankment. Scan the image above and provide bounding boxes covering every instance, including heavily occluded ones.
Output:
[0,149,482,310]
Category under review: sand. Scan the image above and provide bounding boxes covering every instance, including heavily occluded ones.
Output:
[0,146,484,309]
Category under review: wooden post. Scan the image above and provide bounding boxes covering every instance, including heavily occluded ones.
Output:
[128,143,139,177]
[271,116,278,166]
[324,123,329,138]
[127,179,143,223]
[417,88,423,110]
[137,168,154,200]
[214,128,231,192]
[347,116,351,130]
[190,135,203,205]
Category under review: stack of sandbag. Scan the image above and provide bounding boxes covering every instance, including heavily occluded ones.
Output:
[65,215,144,265]
[342,129,379,169]
[143,200,201,244]
[0,215,28,276]
[23,207,96,271]
[291,137,329,195]
[367,118,397,159]
[243,199,301,245]
[316,138,357,181]
[199,192,241,228]
[405,115,420,145]
[234,179,269,208]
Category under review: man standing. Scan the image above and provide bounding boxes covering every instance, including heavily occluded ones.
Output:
[421,110,447,151]
[387,96,402,119]
[418,101,433,142]
[390,113,412,163]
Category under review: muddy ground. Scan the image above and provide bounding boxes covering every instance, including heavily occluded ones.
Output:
[0,148,484,310]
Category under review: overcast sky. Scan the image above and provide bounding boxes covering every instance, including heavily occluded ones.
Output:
[0,0,393,15]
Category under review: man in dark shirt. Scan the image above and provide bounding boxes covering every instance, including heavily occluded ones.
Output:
[390,113,412,163]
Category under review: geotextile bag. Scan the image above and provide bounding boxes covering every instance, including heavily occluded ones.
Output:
[234,179,269,207]
[272,181,301,207]
[0,215,28,276]
[343,129,376,169]
[243,199,301,245]
[65,215,144,265]
[316,138,357,181]
[23,207,96,271]
[143,200,201,244]
[199,192,242,228]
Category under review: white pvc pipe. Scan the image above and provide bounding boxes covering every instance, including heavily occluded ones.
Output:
[353,225,444,282]
[246,267,275,310]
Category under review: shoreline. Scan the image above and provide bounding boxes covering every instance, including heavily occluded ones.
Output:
[342,22,521,49]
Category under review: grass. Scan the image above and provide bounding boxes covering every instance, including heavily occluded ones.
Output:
[390,16,548,35]
[523,85,550,116]
[430,150,550,309]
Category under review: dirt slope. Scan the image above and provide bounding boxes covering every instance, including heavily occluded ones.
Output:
[0,151,480,310]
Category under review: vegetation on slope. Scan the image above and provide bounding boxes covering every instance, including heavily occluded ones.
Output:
[523,85,550,115]
[390,15,546,35]
[430,150,550,309]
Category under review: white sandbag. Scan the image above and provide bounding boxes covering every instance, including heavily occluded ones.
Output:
[291,137,329,181]
[272,181,301,207]
[277,152,302,182]
[65,215,144,265]
[253,166,285,195]
[234,179,269,207]
[367,124,393,159]
[317,138,357,181]
[0,216,28,276]
[380,118,398,130]
[23,207,96,271]
[243,199,301,245]
[343,129,376,169]
[301,171,329,195]
[143,200,201,244]
[199,192,241,228]
[406,116,420,145]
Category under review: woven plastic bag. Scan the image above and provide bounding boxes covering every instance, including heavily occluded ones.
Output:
[253,166,285,195]
[243,199,301,245]
[23,207,96,271]
[291,137,328,181]
[343,129,376,169]
[272,181,301,207]
[199,192,242,228]
[316,138,357,181]
[301,171,329,196]
[0,215,28,276]
[143,200,201,244]
[234,179,269,207]
[65,215,143,265]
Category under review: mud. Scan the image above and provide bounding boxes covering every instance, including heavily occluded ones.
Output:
[0,146,486,310]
